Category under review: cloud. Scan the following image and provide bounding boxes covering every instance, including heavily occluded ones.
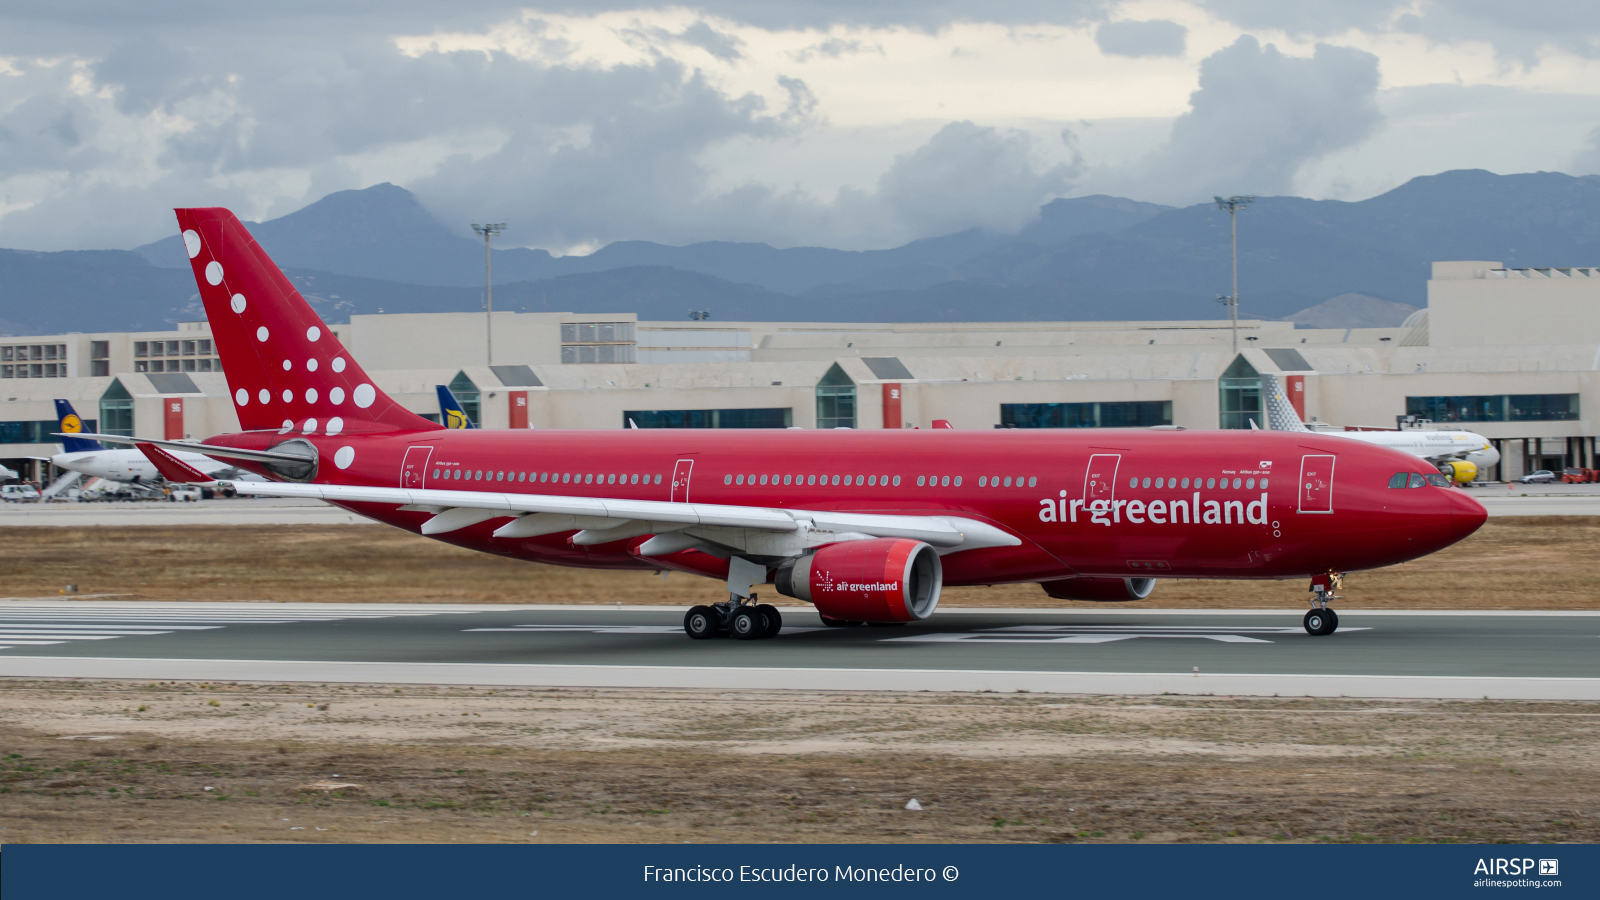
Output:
[627,19,746,61]
[1095,20,1188,58]
[1122,35,1383,202]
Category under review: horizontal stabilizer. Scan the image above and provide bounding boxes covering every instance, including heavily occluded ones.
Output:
[135,442,217,484]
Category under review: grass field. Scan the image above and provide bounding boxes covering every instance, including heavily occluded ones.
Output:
[2,516,1596,608]
[2,681,1596,844]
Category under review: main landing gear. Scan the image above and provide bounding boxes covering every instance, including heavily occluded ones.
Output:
[1303,573,1342,636]
[684,595,784,640]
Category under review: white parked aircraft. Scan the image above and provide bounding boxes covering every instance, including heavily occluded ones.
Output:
[0,462,18,481]
[43,399,252,486]
[1263,374,1500,483]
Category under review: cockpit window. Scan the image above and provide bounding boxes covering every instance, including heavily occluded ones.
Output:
[1408,473,1428,488]
[1388,472,1408,489]
[1425,473,1450,487]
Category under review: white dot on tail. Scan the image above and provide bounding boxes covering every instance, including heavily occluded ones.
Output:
[183,230,201,259]
[353,383,376,408]
[329,386,345,405]
[326,417,344,436]
[281,389,293,403]
[331,357,346,373]
[258,388,270,404]
[279,420,293,434]
[235,389,248,407]
[306,359,318,372]
[205,261,223,285]
[302,419,318,434]
[230,294,246,314]
[305,388,318,404]
[282,360,290,371]
[334,446,355,469]
[257,326,269,342]
[306,326,321,342]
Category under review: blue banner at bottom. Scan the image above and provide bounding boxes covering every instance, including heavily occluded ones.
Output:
[3,843,1592,899]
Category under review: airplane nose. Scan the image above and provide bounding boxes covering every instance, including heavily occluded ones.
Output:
[1438,487,1488,546]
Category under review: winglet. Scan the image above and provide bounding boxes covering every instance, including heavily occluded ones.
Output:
[135,442,216,484]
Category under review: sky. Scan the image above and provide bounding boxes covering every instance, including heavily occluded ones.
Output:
[4,1,1600,254]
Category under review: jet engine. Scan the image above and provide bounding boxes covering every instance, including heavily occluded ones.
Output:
[1440,460,1477,484]
[1039,576,1156,601]
[774,538,942,623]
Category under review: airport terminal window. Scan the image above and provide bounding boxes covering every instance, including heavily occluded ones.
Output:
[1001,401,1172,429]
[625,408,792,429]
[1218,356,1262,429]
[1406,394,1579,422]
[815,364,856,430]
[98,379,134,437]
[0,420,78,443]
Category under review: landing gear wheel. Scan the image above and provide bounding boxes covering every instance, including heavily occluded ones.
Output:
[755,604,782,638]
[729,606,766,640]
[684,605,717,640]
[1304,608,1338,636]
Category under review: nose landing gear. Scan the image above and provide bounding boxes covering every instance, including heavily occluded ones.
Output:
[1304,573,1342,636]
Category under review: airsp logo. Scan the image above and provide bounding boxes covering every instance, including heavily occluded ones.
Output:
[1473,858,1554,876]
[60,413,83,433]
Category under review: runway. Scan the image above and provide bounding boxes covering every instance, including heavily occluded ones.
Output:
[0,601,1595,700]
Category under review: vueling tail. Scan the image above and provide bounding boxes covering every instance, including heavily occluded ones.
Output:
[1260,374,1311,433]
[435,385,476,429]
[173,208,440,435]
[53,400,104,452]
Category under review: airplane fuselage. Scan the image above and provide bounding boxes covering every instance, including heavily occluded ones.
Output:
[210,425,1486,586]
[52,448,231,484]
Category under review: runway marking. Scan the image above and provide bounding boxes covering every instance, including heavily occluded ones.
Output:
[0,605,453,652]
[884,625,1372,644]
[465,625,826,635]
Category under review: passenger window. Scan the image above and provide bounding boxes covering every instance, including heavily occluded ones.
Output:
[1260,478,1268,489]
[1408,473,1426,488]
[1232,478,1242,489]
[1206,478,1215,489]
[940,476,950,487]
[725,474,733,485]
[1141,477,1150,488]
[868,475,877,486]
[760,475,768,485]
[1129,477,1138,488]
[784,475,792,485]
[585,474,593,484]
[1154,478,1163,488]
[1027,476,1036,488]
[736,475,744,485]
[654,474,662,484]
[807,475,816,485]
[1003,476,1012,487]
[432,469,439,479]
[892,476,901,486]
[1388,473,1407,489]
[917,476,926,486]
[979,476,987,487]
[1181,478,1189,488]
[954,476,962,487]
[1246,478,1254,489]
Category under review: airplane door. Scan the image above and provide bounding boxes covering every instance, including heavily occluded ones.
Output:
[1083,454,1121,504]
[400,446,433,489]
[1298,454,1335,513]
[670,459,694,502]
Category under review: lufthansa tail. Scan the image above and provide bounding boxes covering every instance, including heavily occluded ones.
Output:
[54,400,105,452]
[436,385,476,429]
[173,208,441,436]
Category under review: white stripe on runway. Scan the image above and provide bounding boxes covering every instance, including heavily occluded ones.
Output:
[0,656,1596,701]
[0,605,459,653]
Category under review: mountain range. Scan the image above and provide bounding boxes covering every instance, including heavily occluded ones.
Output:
[4,169,1599,336]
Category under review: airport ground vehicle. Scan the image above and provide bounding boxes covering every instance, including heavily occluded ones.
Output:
[1520,470,1557,484]
[1,484,40,501]
[82,208,1487,638]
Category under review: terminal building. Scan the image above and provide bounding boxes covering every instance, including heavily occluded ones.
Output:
[2,260,1595,484]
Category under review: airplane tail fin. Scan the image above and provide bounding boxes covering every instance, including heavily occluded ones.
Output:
[53,400,104,452]
[173,208,441,436]
[435,385,477,429]
[1260,374,1312,433]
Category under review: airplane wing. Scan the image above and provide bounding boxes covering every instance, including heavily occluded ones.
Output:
[227,480,1021,557]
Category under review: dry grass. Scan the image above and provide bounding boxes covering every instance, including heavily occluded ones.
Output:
[2,516,1597,609]
[1,681,1596,844]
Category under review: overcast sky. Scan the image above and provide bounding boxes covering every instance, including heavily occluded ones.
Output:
[5,1,1600,253]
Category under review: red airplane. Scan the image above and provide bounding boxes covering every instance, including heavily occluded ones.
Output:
[81,208,1487,639]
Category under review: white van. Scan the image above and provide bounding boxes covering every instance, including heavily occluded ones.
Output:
[2,484,41,502]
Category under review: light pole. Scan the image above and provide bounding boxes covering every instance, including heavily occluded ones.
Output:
[472,222,506,365]
[1213,196,1253,355]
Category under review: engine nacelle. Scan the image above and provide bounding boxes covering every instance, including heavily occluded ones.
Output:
[774,538,942,623]
[1039,576,1156,602]
[1441,459,1477,484]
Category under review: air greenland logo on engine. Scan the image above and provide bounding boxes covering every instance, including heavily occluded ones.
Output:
[1039,492,1270,527]
[817,577,901,593]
